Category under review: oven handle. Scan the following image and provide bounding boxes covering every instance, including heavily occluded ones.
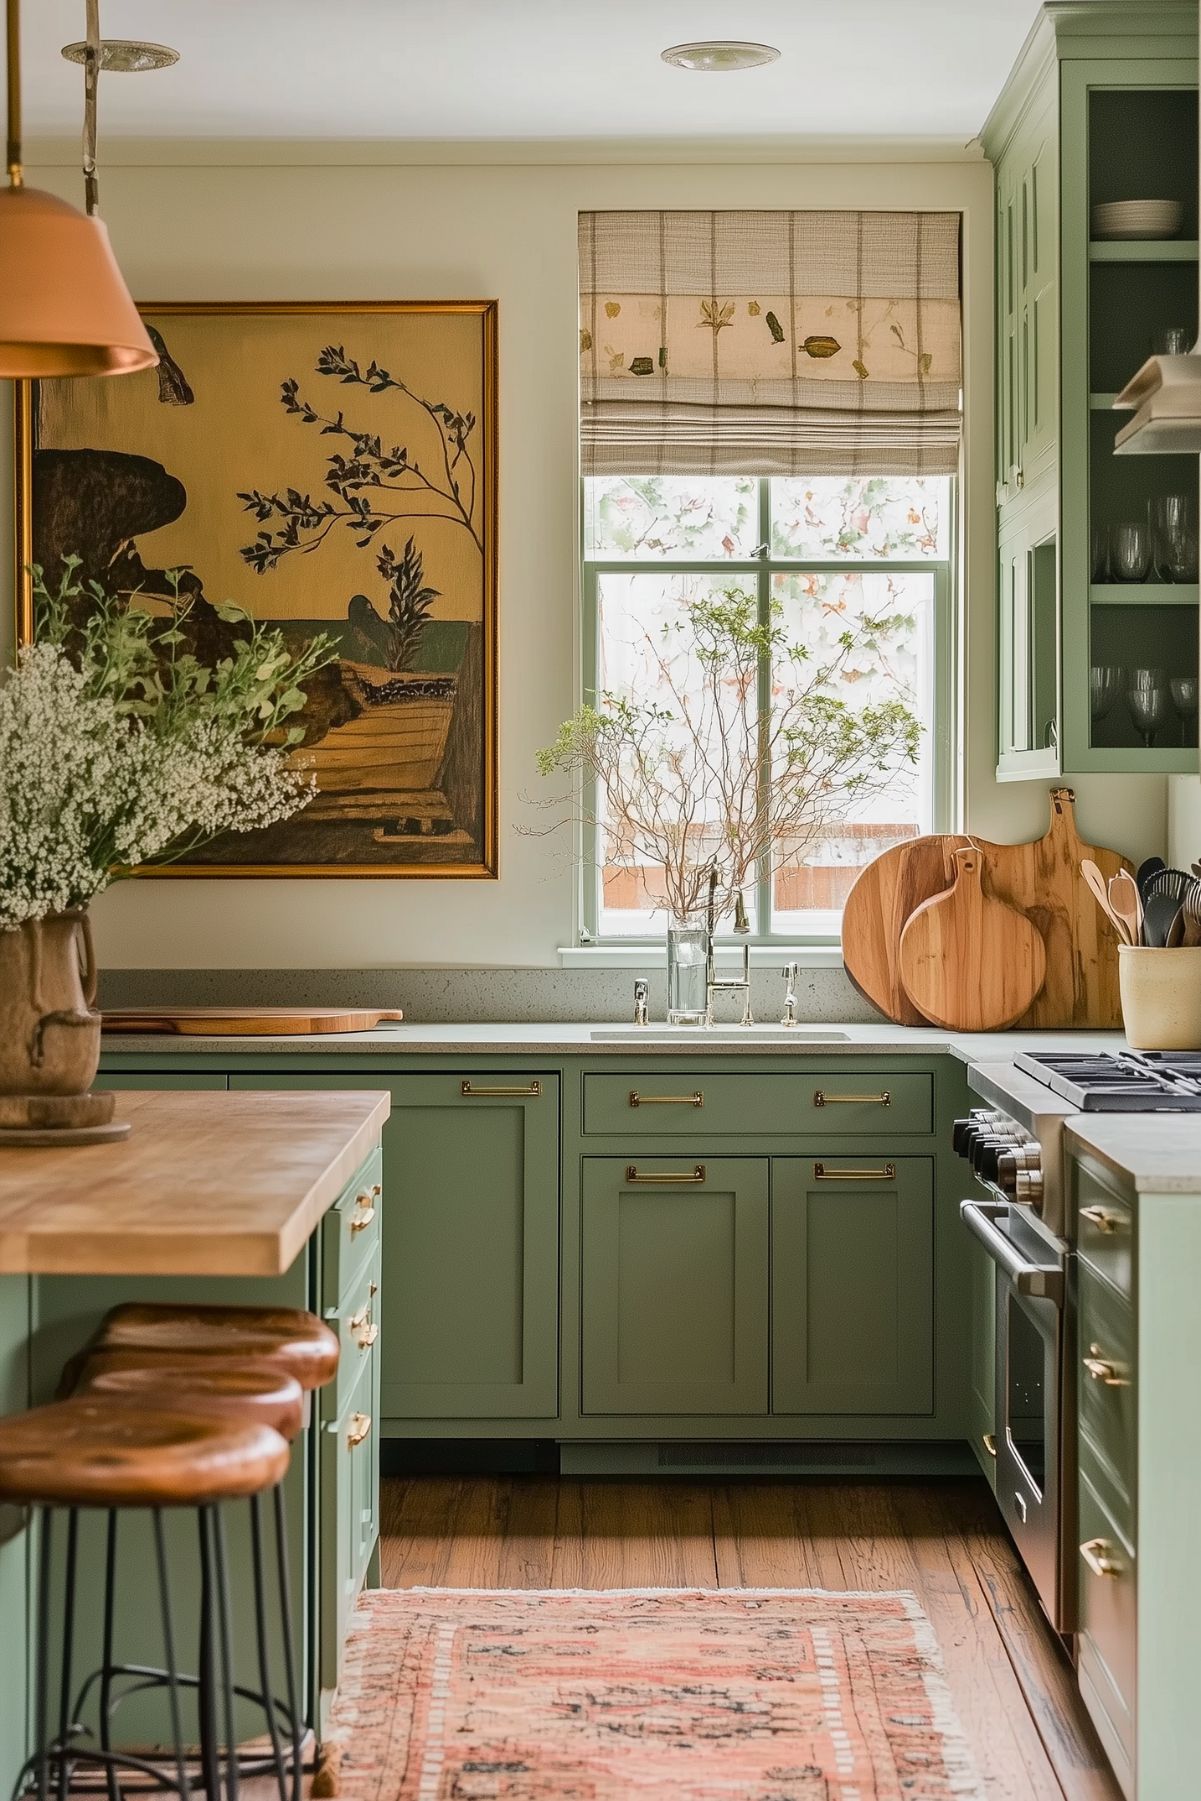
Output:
[959,1199,1064,1304]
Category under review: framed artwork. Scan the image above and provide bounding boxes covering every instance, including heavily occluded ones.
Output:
[15,300,498,877]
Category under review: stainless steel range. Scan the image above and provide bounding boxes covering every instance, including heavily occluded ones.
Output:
[958,1047,1201,1638]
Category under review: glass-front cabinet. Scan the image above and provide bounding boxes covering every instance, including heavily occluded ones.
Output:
[985,5,1199,780]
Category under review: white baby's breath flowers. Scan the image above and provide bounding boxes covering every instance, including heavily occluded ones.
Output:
[0,563,335,930]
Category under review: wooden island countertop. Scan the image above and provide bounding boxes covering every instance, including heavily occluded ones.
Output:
[0,1088,391,1277]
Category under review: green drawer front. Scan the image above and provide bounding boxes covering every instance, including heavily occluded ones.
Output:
[583,1071,930,1138]
[1075,1165,1133,1299]
[325,1245,382,1419]
[1077,1470,1136,1781]
[1077,1263,1135,1528]
[319,1341,376,1700]
[321,1147,383,1306]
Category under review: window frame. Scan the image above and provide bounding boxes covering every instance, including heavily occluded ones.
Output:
[579,474,957,948]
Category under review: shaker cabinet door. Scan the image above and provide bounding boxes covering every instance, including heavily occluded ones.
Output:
[772,1156,934,1416]
[580,1157,769,1416]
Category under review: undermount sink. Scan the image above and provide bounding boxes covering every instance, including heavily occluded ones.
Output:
[589,1027,849,1043]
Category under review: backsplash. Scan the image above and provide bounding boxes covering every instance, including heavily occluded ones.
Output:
[98,964,880,1026]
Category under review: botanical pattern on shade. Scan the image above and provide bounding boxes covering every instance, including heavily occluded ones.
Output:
[323,1586,986,1801]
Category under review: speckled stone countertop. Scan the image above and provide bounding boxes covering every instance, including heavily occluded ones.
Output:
[100,1020,1128,1062]
[1067,1116,1201,1194]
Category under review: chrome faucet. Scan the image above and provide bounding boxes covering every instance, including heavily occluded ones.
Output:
[781,961,799,1028]
[632,978,650,1027]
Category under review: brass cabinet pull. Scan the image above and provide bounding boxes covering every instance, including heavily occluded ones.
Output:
[628,1090,703,1109]
[349,1187,378,1234]
[346,1412,372,1449]
[813,1162,896,1182]
[461,1080,542,1098]
[982,1432,998,1458]
[813,1090,891,1108]
[1082,1344,1131,1388]
[1080,1205,1126,1235]
[1080,1536,1123,1579]
[349,1302,379,1350]
[625,1165,706,1185]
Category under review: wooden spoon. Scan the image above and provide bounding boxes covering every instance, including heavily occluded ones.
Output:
[1081,858,1134,946]
[1108,869,1144,948]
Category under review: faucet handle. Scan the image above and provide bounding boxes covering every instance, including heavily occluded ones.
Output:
[633,978,650,1027]
[781,961,799,1027]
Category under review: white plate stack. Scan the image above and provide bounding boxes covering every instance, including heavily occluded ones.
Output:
[1091,198,1185,241]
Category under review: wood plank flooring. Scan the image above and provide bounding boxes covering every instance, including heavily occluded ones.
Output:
[380,1474,1121,1801]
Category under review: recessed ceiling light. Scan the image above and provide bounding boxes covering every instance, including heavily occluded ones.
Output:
[61,39,179,72]
[661,40,780,72]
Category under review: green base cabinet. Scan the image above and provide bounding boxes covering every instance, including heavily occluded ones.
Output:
[232,1072,560,1424]
[580,1157,769,1416]
[771,1157,933,1416]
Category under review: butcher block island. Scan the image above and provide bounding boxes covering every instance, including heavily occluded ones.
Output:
[0,1087,391,1794]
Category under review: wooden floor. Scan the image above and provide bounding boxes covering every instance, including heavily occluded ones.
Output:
[380,1473,1122,1801]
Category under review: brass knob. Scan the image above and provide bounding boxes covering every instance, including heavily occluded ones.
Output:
[347,1412,372,1449]
[350,1196,376,1234]
[1080,1537,1122,1579]
[1082,1345,1130,1387]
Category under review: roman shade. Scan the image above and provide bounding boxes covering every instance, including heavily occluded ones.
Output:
[579,210,962,477]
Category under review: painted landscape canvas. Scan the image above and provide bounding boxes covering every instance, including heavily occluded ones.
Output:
[21,302,497,876]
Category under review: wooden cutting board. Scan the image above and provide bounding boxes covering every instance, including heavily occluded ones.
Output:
[103,1007,405,1036]
[899,847,1047,1031]
[840,788,1130,1028]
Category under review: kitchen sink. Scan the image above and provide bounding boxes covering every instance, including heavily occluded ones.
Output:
[589,1027,850,1043]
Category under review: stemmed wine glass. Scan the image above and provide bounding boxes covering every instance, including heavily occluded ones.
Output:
[1127,667,1170,748]
[1152,494,1200,583]
[1171,676,1199,744]
[1090,665,1124,722]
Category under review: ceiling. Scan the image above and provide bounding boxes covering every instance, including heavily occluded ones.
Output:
[16,0,1048,146]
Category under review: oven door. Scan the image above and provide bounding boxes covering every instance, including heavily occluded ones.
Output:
[960,1197,1068,1631]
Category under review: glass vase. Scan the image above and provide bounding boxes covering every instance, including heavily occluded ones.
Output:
[666,918,710,1025]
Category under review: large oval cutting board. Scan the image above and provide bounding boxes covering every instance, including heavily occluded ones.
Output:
[841,789,1130,1028]
[898,847,1047,1031]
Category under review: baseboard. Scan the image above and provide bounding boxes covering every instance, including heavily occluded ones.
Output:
[557,1440,981,1478]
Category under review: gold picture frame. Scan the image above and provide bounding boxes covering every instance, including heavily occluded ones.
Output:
[14,300,498,879]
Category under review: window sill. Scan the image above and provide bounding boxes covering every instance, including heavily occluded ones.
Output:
[557,942,845,970]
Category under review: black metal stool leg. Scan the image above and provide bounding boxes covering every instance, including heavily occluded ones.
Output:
[54,1509,79,1801]
[152,1508,191,1801]
[272,1483,303,1801]
[212,1508,239,1801]
[249,1493,287,1801]
[197,1507,223,1801]
[98,1509,121,1801]
[33,1508,52,1801]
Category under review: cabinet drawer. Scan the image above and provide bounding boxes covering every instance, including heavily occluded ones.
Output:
[325,1248,382,1419]
[1075,1165,1132,1298]
[1077,1470,1136,1781]
[583,1072,930,1138]
[319,1342,377,1697]
[1077,1263,1135,1525]
[321,1147,382,1306]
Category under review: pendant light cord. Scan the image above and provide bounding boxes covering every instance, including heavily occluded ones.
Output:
[82,0,98,214]
[6,0,22,188]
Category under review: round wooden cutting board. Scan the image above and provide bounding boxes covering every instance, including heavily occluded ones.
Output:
[898,847,1047,1032]
[103,1008,405,1036]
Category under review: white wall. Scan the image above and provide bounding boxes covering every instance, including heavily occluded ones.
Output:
[3,147,1168,969]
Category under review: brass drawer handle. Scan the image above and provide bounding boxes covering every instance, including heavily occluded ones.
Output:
[813,1163,896,1182]
[349,1185,379,1234]
[629,1090,703,1109]
[1083,1345,1130,1388]
[1080,1536,1123,1579]
[349,1302,379,1350]
[625,1165,706,1185]
[1080,1205,1126,1235]
[461,1080,542,1098]
[813,1090,891,1108]
[346,1412,372,1449]
[982,1432,998,1458]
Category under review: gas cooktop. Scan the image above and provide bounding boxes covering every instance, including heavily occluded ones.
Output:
[1014,1050,1201,1112]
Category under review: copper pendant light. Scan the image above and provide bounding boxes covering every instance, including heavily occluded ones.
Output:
[0,0,156,378]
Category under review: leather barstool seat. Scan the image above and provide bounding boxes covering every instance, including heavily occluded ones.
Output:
[95,1302,340,1393]
[72,1352,306,1442]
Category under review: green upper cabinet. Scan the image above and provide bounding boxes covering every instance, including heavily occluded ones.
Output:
[231,1073,561,1424]
[984,4,1199,780]
[580,1157,769,1417]
[771,1157,934,1417]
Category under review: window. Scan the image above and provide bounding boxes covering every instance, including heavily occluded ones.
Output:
[582,472,953,942]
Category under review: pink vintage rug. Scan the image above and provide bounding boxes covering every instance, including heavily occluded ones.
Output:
[322,1587,985,1799]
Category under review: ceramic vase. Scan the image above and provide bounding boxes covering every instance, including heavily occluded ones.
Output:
[0,912,112,1128]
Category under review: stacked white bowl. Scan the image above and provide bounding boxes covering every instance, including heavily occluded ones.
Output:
[1091,198,1185,241]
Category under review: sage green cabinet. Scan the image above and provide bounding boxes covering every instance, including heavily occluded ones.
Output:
[996,72,1058,512]
[580,1157,769,1416]
[997,490,1060,779]
[231,1073,561,1422]
[771,1158,934,1416]
[0,1275,30,1799]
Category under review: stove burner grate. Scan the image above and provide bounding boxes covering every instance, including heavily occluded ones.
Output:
[1013,1050,1201,1111]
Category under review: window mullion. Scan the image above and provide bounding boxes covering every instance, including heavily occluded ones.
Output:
[755,478,773,938]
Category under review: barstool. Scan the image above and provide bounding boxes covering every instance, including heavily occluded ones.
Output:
[0,1397,289,1801]
[91,1303,342,1396]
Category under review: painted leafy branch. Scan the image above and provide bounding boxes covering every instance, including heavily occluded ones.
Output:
[236,345,482,575]
[348,538,441,673]
[528,584,921,924]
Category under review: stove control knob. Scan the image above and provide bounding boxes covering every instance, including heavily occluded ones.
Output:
[952,1117,976,1156]
[974,1138,1009,1183]
[994,1148,1020,1192]
[1015,1168,1044,1206]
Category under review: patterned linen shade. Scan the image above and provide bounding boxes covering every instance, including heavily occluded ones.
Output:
[579,209,962,476]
